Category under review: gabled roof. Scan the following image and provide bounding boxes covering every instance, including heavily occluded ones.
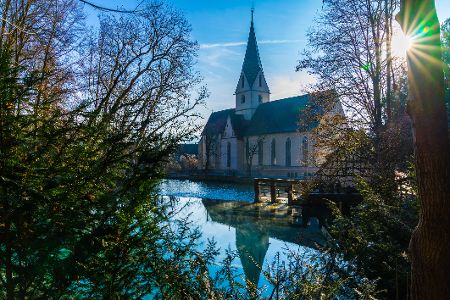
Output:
[202,109,233,136]
[202,108,250,137]
[244,95,313,136]
[230,113,250,137]
[202,94,327,138]
[241,21,263,87]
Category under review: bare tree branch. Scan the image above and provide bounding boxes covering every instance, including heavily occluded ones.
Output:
[79,0,146,14]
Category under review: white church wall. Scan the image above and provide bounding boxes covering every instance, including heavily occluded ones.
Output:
[245,132,318,178]
[200,128,320,177]
[235,71,270,121]
[235,90,254,120]
[218,117,239,171]
[219,137,239,170]
[236,139,246,172]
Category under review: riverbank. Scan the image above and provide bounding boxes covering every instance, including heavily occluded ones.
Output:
[166,172,255,184]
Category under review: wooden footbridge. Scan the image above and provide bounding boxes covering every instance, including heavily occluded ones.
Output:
[253,178,362,227]
[253,178,303,204]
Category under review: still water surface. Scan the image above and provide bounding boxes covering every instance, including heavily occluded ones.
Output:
[157,179,324,292]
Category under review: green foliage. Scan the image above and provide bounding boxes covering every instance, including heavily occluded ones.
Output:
[0,1,426,298]
[328,179,418,298]
[0,2,208,298]
[442,18,450,86]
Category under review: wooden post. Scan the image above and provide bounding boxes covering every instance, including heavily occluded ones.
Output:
[254,179,260,203]
[287,183,293,205]
[270,180,276,203]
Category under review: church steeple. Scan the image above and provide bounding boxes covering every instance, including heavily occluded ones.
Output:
[235,9,270,120]
[242,19,262,89]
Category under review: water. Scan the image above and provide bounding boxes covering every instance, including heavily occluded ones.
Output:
[158,179,255,202]
[157,179,325,293]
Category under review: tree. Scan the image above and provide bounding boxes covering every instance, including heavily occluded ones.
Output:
[298,2,417,297]
[298,0,414,199]
[298,0,406,134]
[397,0,450,298]
[245,136,265,177]
[0,1,209,298]
[200,131,219,171]
[442,18,450,89]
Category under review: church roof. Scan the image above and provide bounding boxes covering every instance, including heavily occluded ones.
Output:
[202,109,233,136]
[230,113,251,137]
[202,94,320,138]
[201,108,249,137]
[244,94,313,136]
[241,20,263,87]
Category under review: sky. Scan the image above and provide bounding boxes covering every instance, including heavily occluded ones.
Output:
[83,0,450,123]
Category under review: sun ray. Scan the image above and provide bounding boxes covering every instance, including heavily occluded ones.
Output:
[392,30,413,57]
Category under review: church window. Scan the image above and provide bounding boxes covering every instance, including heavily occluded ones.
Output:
[271,139,276,165]
[258,140,264,165]
[241,75,245,88]
[227,142,231,168]
[259,75,262,87]
[258,95,262,103]
[241,95,245,103]
[285,138,291,167]
[302,137,309,167]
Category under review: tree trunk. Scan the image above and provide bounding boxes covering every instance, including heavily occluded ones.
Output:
[397,0,450,298]
[368,4,383,133]
[385,0,393,121]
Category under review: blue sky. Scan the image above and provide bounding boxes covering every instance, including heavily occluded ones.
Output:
[84,0,450,121]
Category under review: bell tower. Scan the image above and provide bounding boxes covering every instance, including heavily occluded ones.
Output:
[235,8,270,120]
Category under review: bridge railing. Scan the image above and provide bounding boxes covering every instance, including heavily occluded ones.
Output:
[254,178,304,205]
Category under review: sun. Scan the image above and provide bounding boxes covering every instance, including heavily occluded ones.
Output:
[391,30,414,57]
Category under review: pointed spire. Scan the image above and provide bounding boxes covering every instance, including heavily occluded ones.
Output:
[241,8,263,88]
[251,3,254,24]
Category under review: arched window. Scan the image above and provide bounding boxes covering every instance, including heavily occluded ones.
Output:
[258,95,262,103]
[241,75,245,88]
[271,139,276,165]
[259,75,262,87]
[258,139,264,166]
[285,138,291,167]
[302,137,309,167]
[241,95,245,104]
[227,142,231,168]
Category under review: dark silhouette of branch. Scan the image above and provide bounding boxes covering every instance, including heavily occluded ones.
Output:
[79,0,145,13]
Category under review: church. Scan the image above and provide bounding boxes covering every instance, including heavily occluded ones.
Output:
[199,13,343,179]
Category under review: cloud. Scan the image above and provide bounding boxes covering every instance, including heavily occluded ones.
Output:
[198,46,241,71]
[200,39,303,49]
[200,42,247,49]
[269,71,317,100]
[260,39,303,45]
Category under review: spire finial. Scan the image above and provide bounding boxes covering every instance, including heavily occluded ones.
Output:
[251,2,254,23]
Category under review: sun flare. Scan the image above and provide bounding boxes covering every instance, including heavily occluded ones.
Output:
[392,31,414,57]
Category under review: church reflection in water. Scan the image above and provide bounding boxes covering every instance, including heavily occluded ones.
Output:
[201,199,324,287]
